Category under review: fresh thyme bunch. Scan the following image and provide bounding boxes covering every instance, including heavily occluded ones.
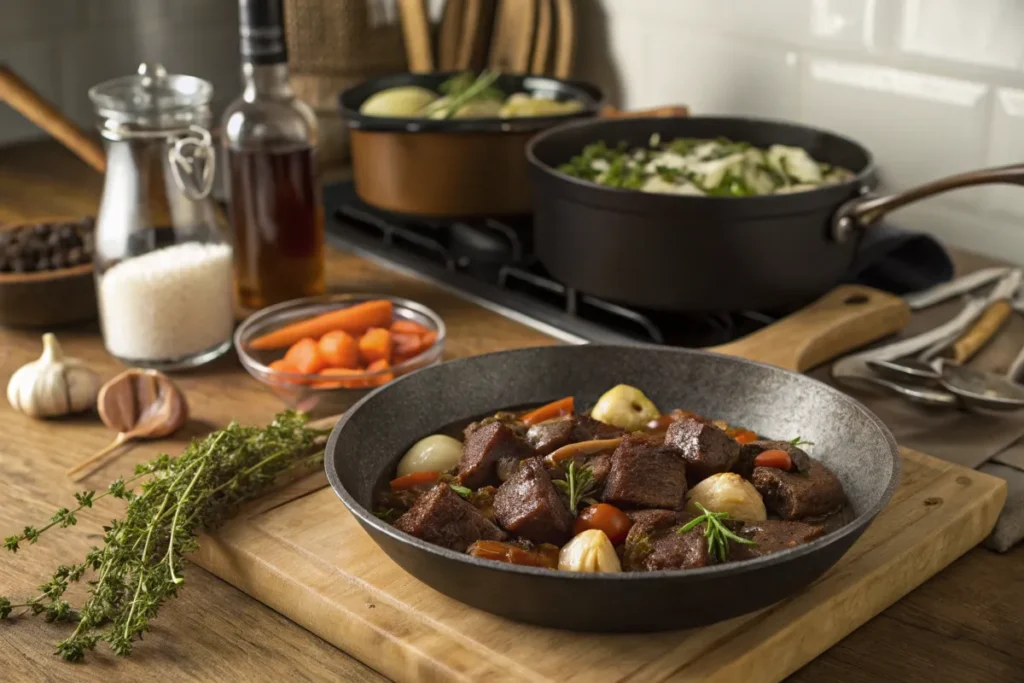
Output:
[0,411,329,662]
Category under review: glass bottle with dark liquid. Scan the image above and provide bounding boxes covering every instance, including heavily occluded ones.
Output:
[223,0,325,310]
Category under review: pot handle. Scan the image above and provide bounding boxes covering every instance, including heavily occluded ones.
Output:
[832,163,1024,242]
[599,104,690,118]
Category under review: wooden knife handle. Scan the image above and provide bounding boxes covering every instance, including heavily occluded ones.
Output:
[948,299,1012,364]
[0,64,106,173]
[710,285,911,372]
[599,104,690,118]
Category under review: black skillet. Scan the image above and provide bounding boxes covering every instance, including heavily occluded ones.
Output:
[526,116,1024,312]
[324,344,899,632]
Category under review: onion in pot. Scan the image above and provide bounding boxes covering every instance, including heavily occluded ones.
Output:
[396,434,463,477]
[590,384,660,432]
[686,472,767,522]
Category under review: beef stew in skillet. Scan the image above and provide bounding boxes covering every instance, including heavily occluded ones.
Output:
[374,384,848,573]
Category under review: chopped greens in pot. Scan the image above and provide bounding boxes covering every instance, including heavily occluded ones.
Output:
[558,135,854,197]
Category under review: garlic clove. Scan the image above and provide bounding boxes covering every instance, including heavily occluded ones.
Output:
[7,333,102,419]
[558,529,622,573]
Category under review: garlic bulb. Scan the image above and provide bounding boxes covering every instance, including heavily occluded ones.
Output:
[7,333,101,418]
[558,529,622,573]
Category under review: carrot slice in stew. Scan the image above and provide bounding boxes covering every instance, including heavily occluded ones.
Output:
[521,396,574,426]
[733,429,758,444]
[318,330,360,369]
[753,449,792,471]
[389,471,440,490]
[283,337,327,375]
[359,327,392,365]
[249,299,394,350]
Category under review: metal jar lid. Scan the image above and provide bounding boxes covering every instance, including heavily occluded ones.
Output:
[88,63,213,137]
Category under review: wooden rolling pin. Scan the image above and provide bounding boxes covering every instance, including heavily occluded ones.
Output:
[0,64,106,173]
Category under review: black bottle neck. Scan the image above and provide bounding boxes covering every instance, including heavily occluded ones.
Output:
[239,0,287,65]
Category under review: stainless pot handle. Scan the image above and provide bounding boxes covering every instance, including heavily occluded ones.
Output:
[832,162,1024,242]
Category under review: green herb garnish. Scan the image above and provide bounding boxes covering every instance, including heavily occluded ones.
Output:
[554,461,597,516]
[677,503,756,562]
[373,507,402,523]
[449,483,472,498]
[0,411,330,662]
[789,436,814,448]
[430,70,503,119]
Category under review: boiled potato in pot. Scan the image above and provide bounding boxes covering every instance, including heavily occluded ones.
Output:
[396,434,463,477]
[359,86,439,117]
[590,384,660,432]
[686,473,767,522]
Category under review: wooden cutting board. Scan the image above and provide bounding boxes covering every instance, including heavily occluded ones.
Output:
[191,284,1006,683]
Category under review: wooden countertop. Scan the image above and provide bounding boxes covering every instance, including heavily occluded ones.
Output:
[0,141,1021,682]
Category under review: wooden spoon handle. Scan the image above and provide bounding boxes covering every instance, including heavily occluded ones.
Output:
[948,299,1013,364]
[710,285,911,372]
[398,0,435,72]
[66,433,130,482]
[0,65,106,173]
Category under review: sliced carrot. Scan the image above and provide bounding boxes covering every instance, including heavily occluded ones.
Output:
[392,332,422,361]
[283,337,326,375]
[390,471,440,490]
[249,299,394,351]
[267,359,306,385]
[365,358,395,386]
[359,327,392,365]
[521,396,574,426]
[733,429,758,444]
[753,449,792,471]
[318,330,359,369]
[420,330,438,349]
[391,319,431,337]
[312,367,369,389]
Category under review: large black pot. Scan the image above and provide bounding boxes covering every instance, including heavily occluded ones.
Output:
[526,116,1024,312]
[324,345,899,632]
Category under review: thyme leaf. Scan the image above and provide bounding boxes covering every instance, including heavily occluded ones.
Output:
[553,461,597,516]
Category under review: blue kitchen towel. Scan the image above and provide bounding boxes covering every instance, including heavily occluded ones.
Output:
[845,222,955,294]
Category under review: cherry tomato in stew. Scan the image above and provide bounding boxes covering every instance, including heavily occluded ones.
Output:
[733,429,758,444]
[753,449,792,471]
[574,503,632,545]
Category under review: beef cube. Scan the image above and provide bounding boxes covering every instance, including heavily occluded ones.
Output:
[665,417,739,485]
[602,435,688,510]
[752,460,847,520]
[458,421,532,489]
[553,451,613,489]
[393,483,507,552]
[525,414,625,457]
[572,414,625,441]
[494,458,575,545]
[729,519,825,560]
[525,417,574,456]
[622,513,711,571]
[624,509,690,527]
[735,440,812,479]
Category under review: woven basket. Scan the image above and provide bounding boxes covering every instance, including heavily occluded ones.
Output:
[285,0,407,166]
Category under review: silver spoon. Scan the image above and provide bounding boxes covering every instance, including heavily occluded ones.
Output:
[868,356,941,384]
[936,345,1024,411]
[842,373,958,407]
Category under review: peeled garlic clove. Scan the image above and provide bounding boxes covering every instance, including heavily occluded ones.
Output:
[590,384,660,432]
[686,472,767,522]
[7,333,102,419]
[558,529,622,573]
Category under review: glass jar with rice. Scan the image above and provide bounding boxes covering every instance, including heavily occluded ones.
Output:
[89,64,234,370]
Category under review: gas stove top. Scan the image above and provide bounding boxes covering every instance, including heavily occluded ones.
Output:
[323,182,777,346]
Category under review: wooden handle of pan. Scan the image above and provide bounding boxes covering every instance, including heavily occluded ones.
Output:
[398,0,435,72]
[0,64,106,173]
[710,285,912,372]
[947,299,1012,364]
[599,104,690,118]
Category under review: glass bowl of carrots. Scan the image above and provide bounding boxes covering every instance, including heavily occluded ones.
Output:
[234,294,445,415]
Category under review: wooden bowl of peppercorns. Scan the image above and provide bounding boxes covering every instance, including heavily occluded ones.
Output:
[0,217,97,328]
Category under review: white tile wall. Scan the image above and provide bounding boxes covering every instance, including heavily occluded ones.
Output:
[582,0,1024,263]
[0,0,240,144]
